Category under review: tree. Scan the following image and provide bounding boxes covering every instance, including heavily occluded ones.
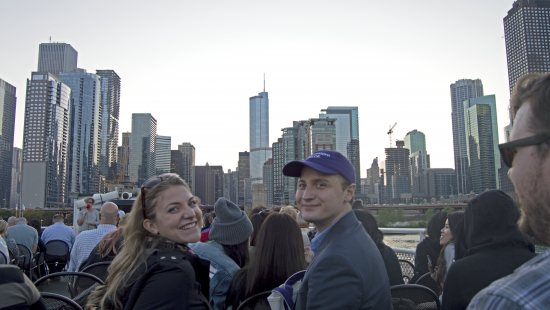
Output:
[442,206,454,213]
[376,208,397,227]
[396,209,407,222]
[425,208,434,222]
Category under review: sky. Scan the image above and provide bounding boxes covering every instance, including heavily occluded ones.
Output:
[1,0,517,178]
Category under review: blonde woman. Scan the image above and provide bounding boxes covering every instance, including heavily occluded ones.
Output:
[86,174,211,310]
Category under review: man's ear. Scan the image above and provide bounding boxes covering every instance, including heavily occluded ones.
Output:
[143,219,158,235]
[98,213,102,221]
[345,184,356,203]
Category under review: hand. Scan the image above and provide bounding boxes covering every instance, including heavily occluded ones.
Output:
[429,264,438,282]
[304,246,314,263]
[85,221,93,225]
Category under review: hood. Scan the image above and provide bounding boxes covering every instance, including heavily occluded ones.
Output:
[464,190,534,256]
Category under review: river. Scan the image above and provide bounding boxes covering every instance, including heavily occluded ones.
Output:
[383,234,421,250]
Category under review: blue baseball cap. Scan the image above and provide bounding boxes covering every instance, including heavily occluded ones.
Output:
[282,150,356,184]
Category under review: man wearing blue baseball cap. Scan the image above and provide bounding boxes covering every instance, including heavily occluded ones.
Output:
[283,150,392,310]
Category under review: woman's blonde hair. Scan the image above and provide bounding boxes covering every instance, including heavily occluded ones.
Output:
[280,206,297,220]
[0,220,7,235]
[86,175,196,310]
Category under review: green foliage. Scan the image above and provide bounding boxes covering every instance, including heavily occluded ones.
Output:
[425,208,434,222]
[0,209,16,219]
[461,207,466,212]
[418,220,427,228]
[396,209,407,222]
[376,208,397,227]
[515,201,522,215]
[65,213,74,225]
[0,209,60,226]
[442,206,454,213]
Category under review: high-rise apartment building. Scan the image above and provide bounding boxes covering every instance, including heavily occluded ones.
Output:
[249,91,271,184]
[0,79,16,207]
[223,169,239,204]
[404,130,426,154]
[464,95,500,193]
[382,140,411,203]
[263,159,274,205]
[238,151,250,206]
[319,107,361,190]
[117,132,131,181]
[96,70,121,182]
[59,71,101,194]
[306,118,337,154]
[10,147,22,208]
[21,72,71,208]
[194,163,224,206]
[450,79,484,195]
[504,0,550,93]
[410,150,430,194]
[420,168,457,197]
[129,114,157,186]
[178,143,195,193]
[37,43,78,75]
[155,136,171,175]
[170,150,184,176]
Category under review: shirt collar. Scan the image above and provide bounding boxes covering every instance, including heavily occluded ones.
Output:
[310,211,351,253]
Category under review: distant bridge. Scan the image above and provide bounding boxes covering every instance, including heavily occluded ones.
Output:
[362,203,467,211]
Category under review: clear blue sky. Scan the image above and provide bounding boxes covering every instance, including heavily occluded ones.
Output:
[1,0,516,177]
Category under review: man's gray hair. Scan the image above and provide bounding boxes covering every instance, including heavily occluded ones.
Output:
[52,214,64,221]
[7,216,17,225]
[17,217,27,223]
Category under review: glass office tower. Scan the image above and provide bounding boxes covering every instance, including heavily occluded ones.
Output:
[59,71,101,194]
[155,135,171,175]
[129,114,157,186]
[464,95,500,193]
[0,79,16,208]
[37,43,78,75]
[249,91,271,184]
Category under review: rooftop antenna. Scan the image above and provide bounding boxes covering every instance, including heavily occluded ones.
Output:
[263,73,265,92]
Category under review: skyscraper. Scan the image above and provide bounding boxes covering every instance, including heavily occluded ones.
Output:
[403,130,426,154]
[59,71,101,194]
[504,0,550,93]
[409,151,430,194]
[21,72,71,208]
[249,90,271,184]
[129,113,157,186]
[37,43,78,75]
[263,158,274,205]
[0,79,16,207]
[319,106,361,191]
[96,70,121,182]
[383,140,411,203]
[238,151,250,206]
[117,132,131,181]
[194,163,224,206]
[450,79,484,195]
[464,95,500,193]
[155,135,171,175]
[178,143,195,193]
[10,147,22,208]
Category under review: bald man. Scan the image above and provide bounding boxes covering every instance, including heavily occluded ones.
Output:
[68,202,119,271]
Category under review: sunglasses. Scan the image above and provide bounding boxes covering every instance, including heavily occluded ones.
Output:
[141,173,179,219]
[498,134,550,168]
[256,209,272,220]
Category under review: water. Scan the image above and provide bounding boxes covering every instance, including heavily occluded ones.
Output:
[383,234,420,250]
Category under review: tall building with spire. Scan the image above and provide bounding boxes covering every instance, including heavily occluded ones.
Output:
[504,0,550,93]
[450,79,484,195]
[37,43,78,75]
[249,79,271,185]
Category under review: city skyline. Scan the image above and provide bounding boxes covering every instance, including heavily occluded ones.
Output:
[0,1,531,177]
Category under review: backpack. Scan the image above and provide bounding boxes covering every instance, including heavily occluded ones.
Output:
[268,270,306,310]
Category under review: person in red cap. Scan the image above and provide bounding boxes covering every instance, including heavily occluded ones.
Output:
[283,150,392,310]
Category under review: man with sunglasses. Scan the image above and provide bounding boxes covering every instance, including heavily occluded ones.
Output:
[283,150,391,309]
[468,73,550,309]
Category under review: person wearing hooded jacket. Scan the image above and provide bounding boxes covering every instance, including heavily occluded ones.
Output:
[411,211,448,283]
[190,198,253,310]
[441,190,536,310]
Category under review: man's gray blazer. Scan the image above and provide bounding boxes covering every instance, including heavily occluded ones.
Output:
[295,211,392,309]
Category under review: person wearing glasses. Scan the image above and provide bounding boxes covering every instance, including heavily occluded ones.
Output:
[86,174,211,310]
[468,74,550,309]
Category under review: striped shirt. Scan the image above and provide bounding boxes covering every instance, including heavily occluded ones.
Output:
[467,249,550,310]
[68,224,117,272]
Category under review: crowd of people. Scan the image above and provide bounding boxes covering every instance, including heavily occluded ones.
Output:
[1,72,550,309]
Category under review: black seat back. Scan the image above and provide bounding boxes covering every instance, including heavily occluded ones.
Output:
[34,271,104,299]
[414,272,441,296]
[390,284,440,310]
[236,291,273,310]
[16,244,32,269]
[80,261,111,282]
[399,259,415,284]
[44,240,70,263]
[40,292,83,310]
[0,251,6,264]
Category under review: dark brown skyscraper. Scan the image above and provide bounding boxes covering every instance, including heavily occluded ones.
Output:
[504,0,550,93]
[194,163,224,206]
[238,151,250,206]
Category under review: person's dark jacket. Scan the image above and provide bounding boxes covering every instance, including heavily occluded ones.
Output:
[380,244,405,286]
[80,236,124,270]
[441,190,537,310]
[411,211,447,283]
[225,268,248,309]
[120,245,212,310]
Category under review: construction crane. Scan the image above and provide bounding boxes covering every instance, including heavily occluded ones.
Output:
[387,123,397,148]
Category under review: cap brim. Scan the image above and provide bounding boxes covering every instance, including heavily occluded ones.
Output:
[282,160,339,178]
